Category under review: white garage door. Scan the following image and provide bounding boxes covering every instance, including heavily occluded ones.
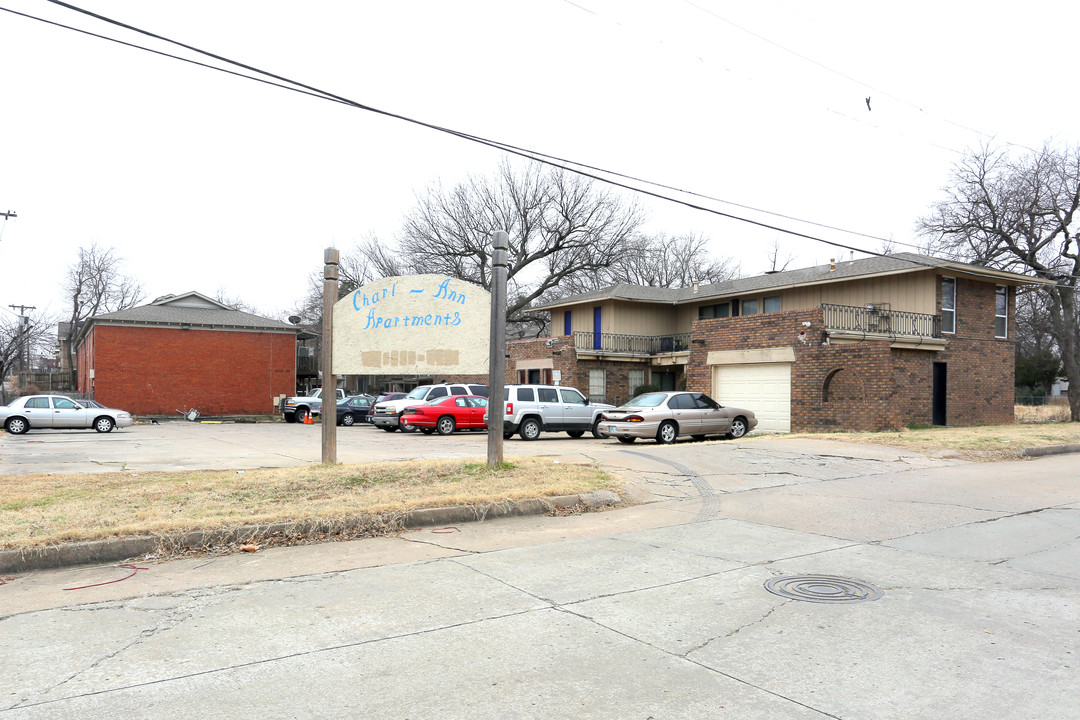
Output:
[712,363,791,433]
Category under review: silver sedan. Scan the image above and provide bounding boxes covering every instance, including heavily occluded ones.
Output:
[0,394,134,434]
[598,391,758,444]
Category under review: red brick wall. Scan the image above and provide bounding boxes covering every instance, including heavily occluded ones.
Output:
[84,325,296,416]
[935,277,1015,425]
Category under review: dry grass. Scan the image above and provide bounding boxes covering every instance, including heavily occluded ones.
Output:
[1,457,615,550]
[1015,403,1072,424]
[764,413,1079,462]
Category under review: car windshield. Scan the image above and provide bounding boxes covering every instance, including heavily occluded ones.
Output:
[625,393,669,407]
[405,386,431,400]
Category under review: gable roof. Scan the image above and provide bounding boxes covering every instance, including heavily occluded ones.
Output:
[536,252,1054,311]
[75,291,298,347]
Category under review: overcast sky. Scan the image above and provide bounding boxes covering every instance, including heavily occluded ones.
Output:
[2,0,1079,323]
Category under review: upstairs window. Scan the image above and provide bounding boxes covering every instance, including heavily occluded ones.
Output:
[698,302,731,319]
[995,286,1008,338]
[741,298,759,315]
[564,310,572,336]
[764,296,782,313]
[941,277,956,334]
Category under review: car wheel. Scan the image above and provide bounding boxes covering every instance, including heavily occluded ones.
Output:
[94,416,115,433]
[617,436,636,444]
[656,420,678,444]
[401,423,417,433]
[591,417,603,438]
[519,417,541,441]
[436,416,456,435]
[727,417,748,439]
[341,413,355,426]
[566,430,585,438]
[5,417,28,435]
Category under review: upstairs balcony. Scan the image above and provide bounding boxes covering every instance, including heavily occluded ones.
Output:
[572,331,690,360]
[821,303,941,338]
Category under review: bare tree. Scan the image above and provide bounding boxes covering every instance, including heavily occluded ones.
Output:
[607,232,739,288]
[388,159,644,329]
[765,238,795,273]
[919,142,1080,420]
[61,243,144,383]
[1,310,53,403]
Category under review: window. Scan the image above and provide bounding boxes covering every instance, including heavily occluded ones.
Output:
[941,277,956,334]
[587,370,606,401]
[428,387,448,399]
[449,386,467,395]
[629,369,646,395]
[468,385,489,397]
[995,286,1008,338]
[455,398,469,407]
[537,388,559,402]
[54,398,78,409]
[560,388,586,405]
[741,298,759,315]
[764,296,781,313]
[698,302,730,319]
[564,310,572,336]
[25,397,49,409]
[668,393,693,409]
[516,387,535,402]
[693,394,717,409]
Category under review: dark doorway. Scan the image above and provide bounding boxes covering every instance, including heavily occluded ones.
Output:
[932,362,947,426]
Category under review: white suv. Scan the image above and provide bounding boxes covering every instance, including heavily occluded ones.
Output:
[371,383,488,432]
[488,384,613,440]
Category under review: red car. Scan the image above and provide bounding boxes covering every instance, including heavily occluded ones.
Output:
[400,395,489,435]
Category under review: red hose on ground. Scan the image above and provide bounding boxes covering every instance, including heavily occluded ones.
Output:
[63,564,148,591]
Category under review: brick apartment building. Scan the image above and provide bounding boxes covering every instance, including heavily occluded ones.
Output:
[75,292,299,416]
[508,253,1052,432]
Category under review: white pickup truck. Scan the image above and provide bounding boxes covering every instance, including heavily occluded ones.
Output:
[280,388,346,423]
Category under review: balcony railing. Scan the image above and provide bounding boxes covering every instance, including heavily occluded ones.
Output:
[572,331,691,355]
[821,303,941,338]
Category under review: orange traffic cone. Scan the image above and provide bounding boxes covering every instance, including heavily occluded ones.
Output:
[303,411,314,425]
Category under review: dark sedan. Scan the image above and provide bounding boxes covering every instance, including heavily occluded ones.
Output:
[336,395,375,426]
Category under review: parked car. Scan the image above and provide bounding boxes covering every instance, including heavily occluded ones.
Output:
[485,384,613,440]
[372,383,488,432]
[374,392,407,405]
[280,388,346,423]
[400,395,488,435]
[336,394,375,426]
[598,391,757,444]
[0,394,134,434]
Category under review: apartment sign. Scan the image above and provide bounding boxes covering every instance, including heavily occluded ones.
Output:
[332,275,490,375]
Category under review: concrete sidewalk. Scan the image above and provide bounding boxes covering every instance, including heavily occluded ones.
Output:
[2,444,1078,718]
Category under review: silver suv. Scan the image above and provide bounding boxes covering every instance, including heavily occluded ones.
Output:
[489,384,613,440]
[372,383,488,432]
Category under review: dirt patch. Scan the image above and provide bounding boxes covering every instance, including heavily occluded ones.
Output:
[1,457,616,551]
[1015,404,1072,424]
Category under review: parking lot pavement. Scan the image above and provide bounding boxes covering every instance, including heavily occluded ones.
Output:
[2,451,1078,719]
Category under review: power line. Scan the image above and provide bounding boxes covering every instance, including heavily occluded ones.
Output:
[14,1,1075,286]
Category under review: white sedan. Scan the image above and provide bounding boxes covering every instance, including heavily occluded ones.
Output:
[0,394,134,434]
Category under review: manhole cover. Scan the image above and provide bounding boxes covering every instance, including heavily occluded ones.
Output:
[764,575,883,604]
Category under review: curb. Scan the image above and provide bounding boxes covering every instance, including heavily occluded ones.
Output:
[1021,443,1080,458]
[0,493,603,574]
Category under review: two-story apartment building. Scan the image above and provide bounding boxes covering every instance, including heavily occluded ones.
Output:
[509,253,1051,432]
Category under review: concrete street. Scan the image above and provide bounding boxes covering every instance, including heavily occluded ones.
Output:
[1,428,1079,718]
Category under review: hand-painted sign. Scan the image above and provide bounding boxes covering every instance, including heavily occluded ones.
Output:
[332,275,490,375]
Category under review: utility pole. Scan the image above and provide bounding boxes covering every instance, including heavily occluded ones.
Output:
[486,231,509,466]
[321,248,338,465]
[8,304,36,374]
[0,211,16,220]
